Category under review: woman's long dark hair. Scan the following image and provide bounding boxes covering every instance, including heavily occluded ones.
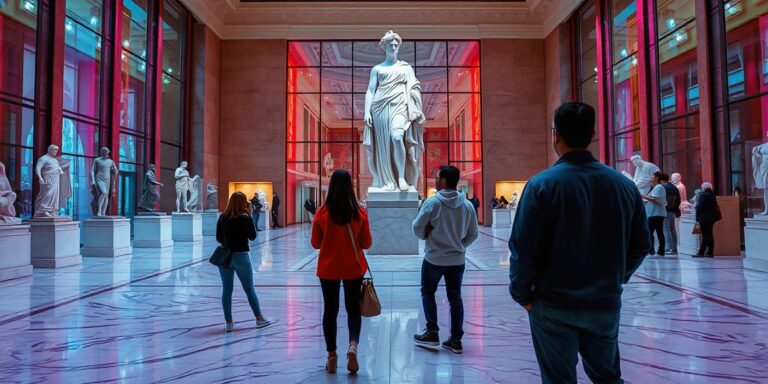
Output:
[325,169,360,225]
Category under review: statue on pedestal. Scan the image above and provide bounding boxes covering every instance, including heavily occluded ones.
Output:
[752,139,768,215]
[174,161,191,213]
[0,162,20,225]
[90,147,118,217]
[206,182,218,210]
[671,172,692,213]
[621,155,660,193]
[33,145,72,219]
[138,164,164,213]
[187,175,202,212]
[363,30,426,191]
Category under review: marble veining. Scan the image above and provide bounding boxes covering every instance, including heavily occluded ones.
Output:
[0,225,767,383]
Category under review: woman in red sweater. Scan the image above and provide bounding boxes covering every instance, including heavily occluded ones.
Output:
[311,169,372,374]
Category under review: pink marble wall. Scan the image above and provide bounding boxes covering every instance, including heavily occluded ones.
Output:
[481,39,548,225]
[190,25,221,209]
[219,39,287,222]
[544,25,575,167]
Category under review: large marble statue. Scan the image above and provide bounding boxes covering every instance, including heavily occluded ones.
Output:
[187,175,202,212]
[0,162,20,225]
[671,172,692,212]
[33,145,72,219]
[206,182,218,210]
[363,30,426,191]
[621,155,660,193]
[90,147,118,217]
[138,164,164,213]
[174,161,191,213]
[753,140,768,214]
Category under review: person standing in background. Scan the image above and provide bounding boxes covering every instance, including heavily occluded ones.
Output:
[271,192,281,229]
[250,192,263,231]
[468,194,480,216]
[660,173,681,255]
[642,171,668,256]
[695,182,719,257]
[304,194,317,223]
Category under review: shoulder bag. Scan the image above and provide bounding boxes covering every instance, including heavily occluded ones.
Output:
[209,219,233,268]
[347,223,381,317]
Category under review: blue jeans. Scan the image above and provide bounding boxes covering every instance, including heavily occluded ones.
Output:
[218,252,263,322]
[421,259,465,340]
[252,212,260,230]
[663,212,677,252]
[528,300,623,384]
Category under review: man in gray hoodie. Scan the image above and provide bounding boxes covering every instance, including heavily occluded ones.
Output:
[412,165,479,354]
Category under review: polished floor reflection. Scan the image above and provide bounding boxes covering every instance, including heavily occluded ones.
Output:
[1,225,767,383]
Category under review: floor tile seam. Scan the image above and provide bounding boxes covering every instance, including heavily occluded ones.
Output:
[128,282,514,288]
[634,273,768,320]
[0,228,305,327]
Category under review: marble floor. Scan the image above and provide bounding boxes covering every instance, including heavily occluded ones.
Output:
[1,225,767,383]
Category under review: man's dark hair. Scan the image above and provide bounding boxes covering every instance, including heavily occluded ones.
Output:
[554,102,595,149]
[439,165,460,189]
[657,172,670,182]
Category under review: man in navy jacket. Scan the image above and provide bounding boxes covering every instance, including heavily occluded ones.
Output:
[509,102,650,383]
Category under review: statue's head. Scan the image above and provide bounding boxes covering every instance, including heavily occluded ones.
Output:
[181,161,188,169]
[0,161,5,175]
[671,172,681,184]
[630,155,642,167]
[47,144,59,157]
[148,164,156,171]
[379,30,402,56]
[99,147,110,157]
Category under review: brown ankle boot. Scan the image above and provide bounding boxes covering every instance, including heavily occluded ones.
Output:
[325,352,337,374]
[347,344,359,374]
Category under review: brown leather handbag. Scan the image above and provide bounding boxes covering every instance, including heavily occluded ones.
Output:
[347,224,381,317]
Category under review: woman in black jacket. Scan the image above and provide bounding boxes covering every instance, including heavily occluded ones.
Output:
[216,192,275,331]
[695,182,719,257]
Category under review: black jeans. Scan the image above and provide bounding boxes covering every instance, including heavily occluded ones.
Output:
[699,221,715,255]
[421,259,465,340]
[648,216,666,256]
[320,277,363,352]
[271,210,279,228]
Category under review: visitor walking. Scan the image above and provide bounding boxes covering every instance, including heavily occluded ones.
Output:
[216,192,275,332]
[660,173,681,254]
[695,182,719,257]
[311,169,372,374]
[304,195,317,223]
[271,192,281,228]
[468,194,480,217]
[642,171,668,256]
[509,102,650,383]
[412,165,479,354]
[250,192,262,231]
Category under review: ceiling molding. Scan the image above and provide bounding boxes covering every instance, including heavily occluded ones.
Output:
[180,0,575,40]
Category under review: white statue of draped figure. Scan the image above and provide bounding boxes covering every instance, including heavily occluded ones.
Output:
[621,155,660,193]
[752,138,768,215]
[33,144,72,219]
[363,30,426,192]
[0,161,21,225]
[175,161,191,213]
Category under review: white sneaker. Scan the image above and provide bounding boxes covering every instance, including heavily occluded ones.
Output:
[256,317,275,329]
[225,322,234,332]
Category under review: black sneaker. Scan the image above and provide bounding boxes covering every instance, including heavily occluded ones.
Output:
[442,339,463,354]
[413,330,439,347]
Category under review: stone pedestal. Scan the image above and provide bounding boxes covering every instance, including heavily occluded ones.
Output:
[678,196,742,257]
[258,211,269,230]
[133,214,173,248]
[492,209,516,228]
[0,224,32,281]
[678,213,699,255]
[29,220,82,268]
[745,215,768,272]
[367,187,419,255]
[81,217,132,257]
[172,212,202,242]
[202,211,220,236]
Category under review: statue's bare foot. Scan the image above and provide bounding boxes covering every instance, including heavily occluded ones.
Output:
[384,183,396,191]
[398,179,409,191]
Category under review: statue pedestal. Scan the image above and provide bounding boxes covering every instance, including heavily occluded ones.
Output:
[172,213,202,242]
[202,211,220,236]
[492,208,516,228]
[0,224,32,281]
[366,187,419,255]
[745,215,768,272]
[678,196,741,257]
[81,217,132,257]
[29,220,82,268]
[134,214,173,248]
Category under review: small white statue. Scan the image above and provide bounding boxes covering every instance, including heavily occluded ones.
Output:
[187,175,202,212]
[138,164,163,213]
[621,155,660,193]
[0,161,21,225]
[174,161,191,213]
[323,153,334,177]
[510,191,520,209]
[753,140,768,215]
[206,182,218,210]
[671,172,691,212]
[90,147,118,217]
[258,190,268,213]
[363,30,426,191]
[33,144,72,219]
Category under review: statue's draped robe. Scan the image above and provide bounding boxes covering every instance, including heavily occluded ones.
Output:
[633,160,660,193]
[753,144,768,189]
[175,168,190,195]
[34,156,71,217]
[365,61,425,188]
[138,170,161,211]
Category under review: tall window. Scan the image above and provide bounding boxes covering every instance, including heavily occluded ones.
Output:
[655,0,701,202]
[287,41,482,225]
[610,0,641,173]
[576,0,601,158]
[724,0,768,216]
[0,1,38,220]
